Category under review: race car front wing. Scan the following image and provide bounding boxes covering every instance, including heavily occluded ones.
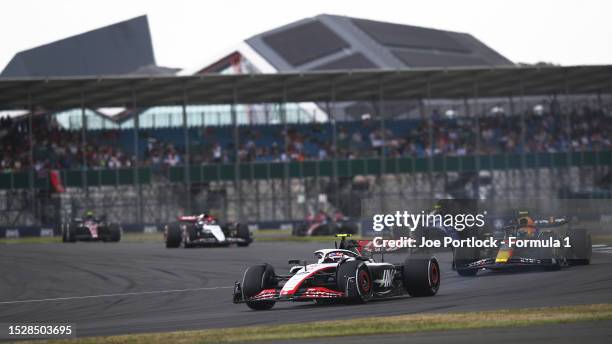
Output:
[233,279,355,303]
[467,257,559,269]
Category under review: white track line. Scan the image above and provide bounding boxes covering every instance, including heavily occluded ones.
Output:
[593,247,612,252]
[0,286,233,305]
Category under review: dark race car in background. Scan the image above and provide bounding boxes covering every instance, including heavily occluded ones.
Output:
[292,211,359,236]
[164,214,252,248]
[453,214,592,276]
[233,234,440,310]
[61,216,122,243]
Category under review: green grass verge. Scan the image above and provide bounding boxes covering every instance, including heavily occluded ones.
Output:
[3,230,607,245]
[0,236,61,244]
[592,234,612,246]
[254,229,362,242]
[0,233,162,245]
[0,229,357,244]
[24,304,612,344]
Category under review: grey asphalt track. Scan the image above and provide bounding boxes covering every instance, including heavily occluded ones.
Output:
[0,241,611,339]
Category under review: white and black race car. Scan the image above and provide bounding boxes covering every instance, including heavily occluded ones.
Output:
[233,235,440,310]
[164,214,252,248]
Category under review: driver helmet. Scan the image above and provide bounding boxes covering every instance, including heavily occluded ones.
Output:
[84,210,94,219]
[517,216,536,238]
[324,251,350,263]
[197,213,215,223]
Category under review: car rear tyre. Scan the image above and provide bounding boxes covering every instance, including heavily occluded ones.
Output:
[338,222,358,235]
[64,224,77,243]
[336,260,372,302]
[242,264,276,310]
[537,232,562,270]
[453,245,478,276]
[236,223,251,247]
[109,224,121,242]
[183,225,197,248]
[61,224,68,242]
[403,256,440,297]
[165,224,181,248]
[568,228,592,265]
[292,224,307,236]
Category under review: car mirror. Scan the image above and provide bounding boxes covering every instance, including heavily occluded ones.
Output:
[288,259,301,265]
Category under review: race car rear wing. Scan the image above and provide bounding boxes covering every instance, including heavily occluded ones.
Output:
[178,216,198,222]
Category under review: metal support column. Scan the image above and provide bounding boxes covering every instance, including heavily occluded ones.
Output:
[473,78,481,198]
[426,79,434,198]
[132,87,143,225]
[182,86,192,214]
[27,88,35,222]
[80,90,88,197]
[564,71,574,189]
[518,74,527,198]
[378,80,386,213]
[507,95,515,192]
[282,82,292,220]
[328,81,339,214]
[231,83,241,220]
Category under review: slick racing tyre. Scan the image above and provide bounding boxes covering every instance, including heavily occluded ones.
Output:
[165,224,182,248]
[242,264,276,310]
[336,260,373,302]
[292,223,307,236]
[63,224,77,243]
[103,224,121,242]
[453,245,479,276]
[403,256,440,297]
[183,225,197,248]
[61,224,68,243]
[568,228,592,265]
[338,222,358,235]
[236,223,251,247]
[537,232,563,270]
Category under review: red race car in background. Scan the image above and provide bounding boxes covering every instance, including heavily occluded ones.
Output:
[292,210,359,236]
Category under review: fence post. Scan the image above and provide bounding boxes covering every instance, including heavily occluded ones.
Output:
[426,78,434,199]
[564,70,574,190]
[80,89,88,199]
[182,84,192,214]
[473,75,481,199]
[27,86,35,223]
[378,78,386,213]
[519,73,527,198]
[232,81,241,221]
[131,86,143,226]
[282,81,292,220]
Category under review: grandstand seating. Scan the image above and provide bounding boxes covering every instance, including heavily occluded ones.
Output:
[1,109,610,173]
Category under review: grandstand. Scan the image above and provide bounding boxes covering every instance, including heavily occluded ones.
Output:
[0,15,610,232]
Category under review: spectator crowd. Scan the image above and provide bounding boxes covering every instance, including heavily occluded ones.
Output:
[1,106,610,173]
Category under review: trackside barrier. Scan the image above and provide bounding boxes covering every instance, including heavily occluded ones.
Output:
[0,151,610,189]
[0,220,301,238]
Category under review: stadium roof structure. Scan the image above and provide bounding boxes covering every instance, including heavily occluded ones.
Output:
[0,16,178,78]
[198,14,513,75]
[249,14,512,70]
[0,65,610,111]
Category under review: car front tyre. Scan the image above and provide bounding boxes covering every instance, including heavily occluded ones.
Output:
[403,256,440,297]
[242,264,276,310]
